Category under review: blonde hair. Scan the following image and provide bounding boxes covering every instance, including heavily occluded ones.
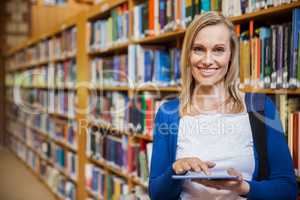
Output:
[179,11,243,116]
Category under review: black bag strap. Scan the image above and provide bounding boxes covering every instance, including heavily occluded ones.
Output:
[248,110,269,180]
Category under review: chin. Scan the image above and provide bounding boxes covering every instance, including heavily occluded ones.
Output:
[194,76,226,87]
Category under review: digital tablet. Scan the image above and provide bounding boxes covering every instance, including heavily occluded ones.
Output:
[172,171,239,181]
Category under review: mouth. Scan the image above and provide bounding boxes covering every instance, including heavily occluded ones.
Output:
[196,66,220,77]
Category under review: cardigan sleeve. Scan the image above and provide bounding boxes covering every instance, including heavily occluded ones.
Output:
[148,103,183,200]
[246,96,298,200]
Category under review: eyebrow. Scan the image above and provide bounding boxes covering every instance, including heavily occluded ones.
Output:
[192,43,226,47]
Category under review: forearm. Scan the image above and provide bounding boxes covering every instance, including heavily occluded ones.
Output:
[149,166,183,200]
[245,178,297,200]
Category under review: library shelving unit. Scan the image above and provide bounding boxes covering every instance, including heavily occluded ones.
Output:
[5,12,85,200]
[5,1,300,200]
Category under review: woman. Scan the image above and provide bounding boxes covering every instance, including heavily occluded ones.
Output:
[148,12,297,200]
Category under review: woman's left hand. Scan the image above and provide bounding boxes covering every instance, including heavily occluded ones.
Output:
[192,168,250,195]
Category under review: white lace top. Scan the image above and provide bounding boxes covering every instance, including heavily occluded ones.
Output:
[176,112,255,200]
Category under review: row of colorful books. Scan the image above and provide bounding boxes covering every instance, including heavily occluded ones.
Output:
[7,103,77,149]
[221,0,296,17]
[9,136,77,200]
[7,26,76,68]
[22,89,76,117]
[129,46,181,86]
[52,144,77,180]
[88,3,129,51]
[90,54,128,87]
[132,0,297,38]
[6,59,77,88]
[8,88,76,118]
[8,119,78,180]
[239,9,300,89]
[86,127,153,183]
[40,161,76,200]
[85,164,150,200]
[90,46,181,87]
[89,91,162,135]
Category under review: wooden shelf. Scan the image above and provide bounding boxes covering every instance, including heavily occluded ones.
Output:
[230,1,300,23]
[89,158,134,181]
[93,85,130,91]
[14,59,50,71]
[11,85,76,90]
[20,85,50,90]
[6,51,76,73]
[88,157,130,179]
[240,86,300,95]
[90,85,181,92]
[52,138,77,153]
[49,112,76,120]
[134,85,181,92]
[132,134,153,142]
[89,41,129,56]
[52,163,78,184]
[131,176,148,189]
[132,29,185,44]
[105,162,131,179]
[53,85,77,90]
[86,188,102,200]
[51,52,77,63]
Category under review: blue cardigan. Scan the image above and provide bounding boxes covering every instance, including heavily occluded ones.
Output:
[148,93,297,200]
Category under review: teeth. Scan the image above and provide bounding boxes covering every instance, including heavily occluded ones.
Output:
[198,67,219,76]
[199,68,217,71]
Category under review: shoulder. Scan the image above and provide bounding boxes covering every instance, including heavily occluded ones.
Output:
[154,98,180,126]
[157,98,180,116]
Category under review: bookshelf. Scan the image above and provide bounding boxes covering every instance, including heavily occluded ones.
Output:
[4,1,300,200]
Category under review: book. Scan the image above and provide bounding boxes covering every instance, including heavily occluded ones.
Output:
[290,8,300,87]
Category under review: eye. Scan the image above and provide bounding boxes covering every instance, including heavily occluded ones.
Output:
[213,47,225,53]
[192,46,205,54]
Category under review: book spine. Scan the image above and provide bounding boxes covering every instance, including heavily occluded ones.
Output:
[276,25,284,88]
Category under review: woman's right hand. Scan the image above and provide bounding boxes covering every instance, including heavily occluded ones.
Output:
[172,157,216,175]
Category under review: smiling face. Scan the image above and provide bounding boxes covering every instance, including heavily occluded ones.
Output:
[190,23,232,86]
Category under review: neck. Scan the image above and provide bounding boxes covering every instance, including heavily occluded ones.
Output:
[192,81,229,102]
[190,81,230,114]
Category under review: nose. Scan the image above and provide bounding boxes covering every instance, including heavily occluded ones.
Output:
[202,52,213,66]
